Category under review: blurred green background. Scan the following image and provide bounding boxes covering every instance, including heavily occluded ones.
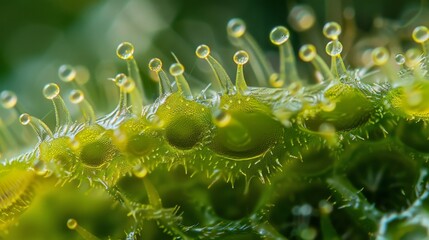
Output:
[0,0,425,121]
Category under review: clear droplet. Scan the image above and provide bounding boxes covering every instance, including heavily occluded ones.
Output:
[19,113,31,125]
[233,50,249,65]
[43,83,60,100]
[69,90,84,104]
[33,159,48,176]
[395,53,405,65]
[116,42,134,60]
[195,44,210,59]
[288,5,315,31]
[0,90,17,109]
[213,109,231,128]
[412,26,429,44]
[115,73,128,87]
[299,44,317,62]
[371,47,389,66]
[270,26,290,45]
[325,40,343,56]
[148,58,162,72]
[227,18,246,38]
[323,22,342,40]
[58,64,76,82]
[67,218,78,230]
[132,164,148,178]
[169,63,185,77]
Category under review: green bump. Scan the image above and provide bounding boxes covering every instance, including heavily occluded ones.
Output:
[165,116,204,150]
[80,140,115,168]
[126,134,157,156]
[210,96,284,160]
[156,93,211,150]
[116,118,161,157]
[74,125,117,168]
[303,83,373,132]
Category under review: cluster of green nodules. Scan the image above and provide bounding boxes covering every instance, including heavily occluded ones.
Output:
[1,14,429,240]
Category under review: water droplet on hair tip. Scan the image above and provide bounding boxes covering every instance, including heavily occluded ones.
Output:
[270,26,290,45]
[43,83,60,100]
[148,58,162,72]
[299,44,316,62]
[58,64,76,82]
[69,90,84,104]
[233,50,249,65]
[67,218,78,230]
[116,42,135,60]
[0,90,17,109]
[372,47,389,66]
[412,26,429,44]
[395,53,405,65]
[196,44,210,59]
[169,63,184,77]
[325,40,343,56]
[323,22,342,40]
[19,113,31,125]
[227,18,246,38]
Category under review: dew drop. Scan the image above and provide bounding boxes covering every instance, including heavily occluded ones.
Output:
[195,44,210,59]
[148,58,162,72]
[132,164,148,178]
[69,90,84,104]
[19,113,31,125]
[67,218,78,230]
[58,64,76,82]
[299,44,316,62]
[395,53,406,65]
[372,47,389,66]
[325,40,343,56]
[169,63,185,77]
[412,26,429,44]
[233,50,249,65]
[288,5,315,31]
[0,90,17,109]
[115,73,128,87]
[43,83,60,100]
[270,26,290,45]
[323,22,342,40]
[227,18,246,38]
[116,42,134,60]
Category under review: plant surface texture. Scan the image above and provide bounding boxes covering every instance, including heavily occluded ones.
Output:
[0,0,429,239]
